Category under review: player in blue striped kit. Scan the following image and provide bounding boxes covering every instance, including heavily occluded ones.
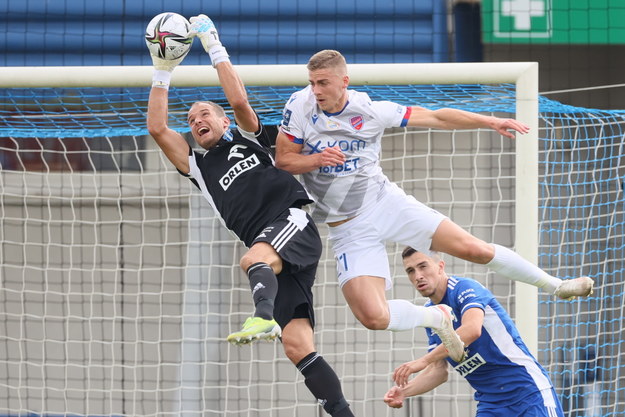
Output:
[384,247,564,417]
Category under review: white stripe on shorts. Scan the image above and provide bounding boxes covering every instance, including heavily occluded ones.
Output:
[271,208,309,252]
[272,222,299,252]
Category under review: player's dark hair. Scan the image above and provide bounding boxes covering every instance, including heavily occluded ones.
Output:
[402,246,443,262]
[401,246,418,259]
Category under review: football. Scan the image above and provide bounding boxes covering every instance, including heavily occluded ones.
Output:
[145,12,193,60]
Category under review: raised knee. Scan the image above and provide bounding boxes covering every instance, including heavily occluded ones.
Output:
[283,343,305,364]
[239,254,254,272]
[240,243,281,273]
[239,258,251,272]
[240,252,270,273]
[282,337,312,364]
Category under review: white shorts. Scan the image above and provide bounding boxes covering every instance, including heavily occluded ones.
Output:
[328,183,447,290]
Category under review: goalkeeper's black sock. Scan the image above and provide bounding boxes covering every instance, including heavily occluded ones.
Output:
[247,262,278,321]
[296,352,354,417]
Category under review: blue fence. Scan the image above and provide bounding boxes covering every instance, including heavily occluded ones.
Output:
[1,0,448,66]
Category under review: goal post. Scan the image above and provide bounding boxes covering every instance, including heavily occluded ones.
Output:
[0,61,540,355]
[17,62,625,417]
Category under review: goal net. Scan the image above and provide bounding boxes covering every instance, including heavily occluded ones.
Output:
[0,63,623,417]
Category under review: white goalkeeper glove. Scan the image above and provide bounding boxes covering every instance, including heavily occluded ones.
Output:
[189,14,230,67]
[150,54,184,73]
[149,55,184,89]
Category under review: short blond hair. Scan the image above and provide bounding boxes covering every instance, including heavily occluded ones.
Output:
[307,49,347,73]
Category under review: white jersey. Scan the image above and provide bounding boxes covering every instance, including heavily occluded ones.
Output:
[280,86,411,223]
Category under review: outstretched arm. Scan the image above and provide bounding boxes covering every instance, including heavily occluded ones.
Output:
[147,87,190,173]
[392,342,451,387]
[145,30,191,173]
[407,106,529,139]
[216,61,258,133]
[384,359,448,408]
[454,307,484,346]
[388,306,485,408]
[190,15,258,133]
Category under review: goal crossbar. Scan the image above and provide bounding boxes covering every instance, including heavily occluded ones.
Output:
[4,61,624,417]
[0,62,536,87]
[0,62,539,353]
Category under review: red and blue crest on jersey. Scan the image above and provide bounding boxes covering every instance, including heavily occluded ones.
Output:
[350,115,364,130]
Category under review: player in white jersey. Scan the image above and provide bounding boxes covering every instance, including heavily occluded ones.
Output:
[275,49,593,340]
[384,248,565,417]
[280,86,407,222]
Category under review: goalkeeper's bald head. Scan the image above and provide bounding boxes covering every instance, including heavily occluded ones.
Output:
[307,50,347,76]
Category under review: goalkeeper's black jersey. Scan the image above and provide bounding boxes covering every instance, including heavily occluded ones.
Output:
[180,121,313,247]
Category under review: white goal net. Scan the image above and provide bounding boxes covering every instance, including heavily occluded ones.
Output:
[1,63,623,417]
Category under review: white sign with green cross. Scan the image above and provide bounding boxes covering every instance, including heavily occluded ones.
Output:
[482,0,625,44]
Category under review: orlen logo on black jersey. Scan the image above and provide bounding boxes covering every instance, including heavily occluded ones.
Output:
[219,154,260,190]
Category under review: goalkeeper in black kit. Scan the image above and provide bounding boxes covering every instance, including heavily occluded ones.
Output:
[146,14,355,417]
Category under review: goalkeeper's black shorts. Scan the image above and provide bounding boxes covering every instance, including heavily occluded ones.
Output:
[251,207,321,330]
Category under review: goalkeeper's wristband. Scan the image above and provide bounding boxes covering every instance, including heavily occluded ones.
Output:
[152,69,172,90]
[208,44,230,67]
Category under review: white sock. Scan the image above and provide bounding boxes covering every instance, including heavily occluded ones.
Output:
[386,299,444,331]
[486,244,561,293]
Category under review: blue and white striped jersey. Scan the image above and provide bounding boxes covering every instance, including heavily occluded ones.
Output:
[425,276,554,404]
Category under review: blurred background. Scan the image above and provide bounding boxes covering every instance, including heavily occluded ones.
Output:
[3,0,624,109]
[1,1,624,417]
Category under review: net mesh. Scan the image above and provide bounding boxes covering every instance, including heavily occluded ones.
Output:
[0,84,585,138]
[1,83,624,417]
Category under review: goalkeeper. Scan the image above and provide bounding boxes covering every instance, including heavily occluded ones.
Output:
[275,49,593,340]
[146,14,365,417]
[384,247,564,417]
